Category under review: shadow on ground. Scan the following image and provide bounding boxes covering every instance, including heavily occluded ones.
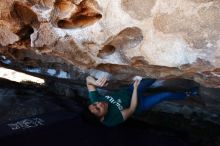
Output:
[0,78,220,146]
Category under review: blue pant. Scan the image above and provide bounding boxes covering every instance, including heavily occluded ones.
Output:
[128,79,187,113]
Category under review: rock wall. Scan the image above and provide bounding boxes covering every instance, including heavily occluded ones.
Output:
[0,0,220,88]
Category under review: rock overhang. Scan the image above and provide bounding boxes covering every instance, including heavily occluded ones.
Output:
[0,0,219,88]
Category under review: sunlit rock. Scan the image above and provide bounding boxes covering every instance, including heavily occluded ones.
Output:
[0,0,219,88]
[14,1,40,28]
[53,0,102,29]
[0,26,19,46]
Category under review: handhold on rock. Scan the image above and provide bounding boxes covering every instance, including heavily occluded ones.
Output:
[133,76,143,81]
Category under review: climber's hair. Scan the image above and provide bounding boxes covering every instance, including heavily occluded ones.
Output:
[80,100,102,126]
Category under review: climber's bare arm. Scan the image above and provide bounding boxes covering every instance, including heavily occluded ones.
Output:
[86,76,108,91]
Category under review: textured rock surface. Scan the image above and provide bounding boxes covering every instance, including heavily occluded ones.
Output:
[0,0,220,117]
[1,2,220,143]
[0,0,220,88]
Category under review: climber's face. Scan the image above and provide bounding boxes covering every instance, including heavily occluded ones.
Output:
[88,102,108,118]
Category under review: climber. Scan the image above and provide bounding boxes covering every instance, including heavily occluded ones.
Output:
[86,76,199,127]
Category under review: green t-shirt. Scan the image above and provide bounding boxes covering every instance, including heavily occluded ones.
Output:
[89,89,131,127]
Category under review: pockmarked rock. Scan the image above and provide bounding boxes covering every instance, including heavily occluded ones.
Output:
[0,0,219,88]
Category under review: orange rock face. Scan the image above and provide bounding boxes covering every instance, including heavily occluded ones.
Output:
[0,0,220,88]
